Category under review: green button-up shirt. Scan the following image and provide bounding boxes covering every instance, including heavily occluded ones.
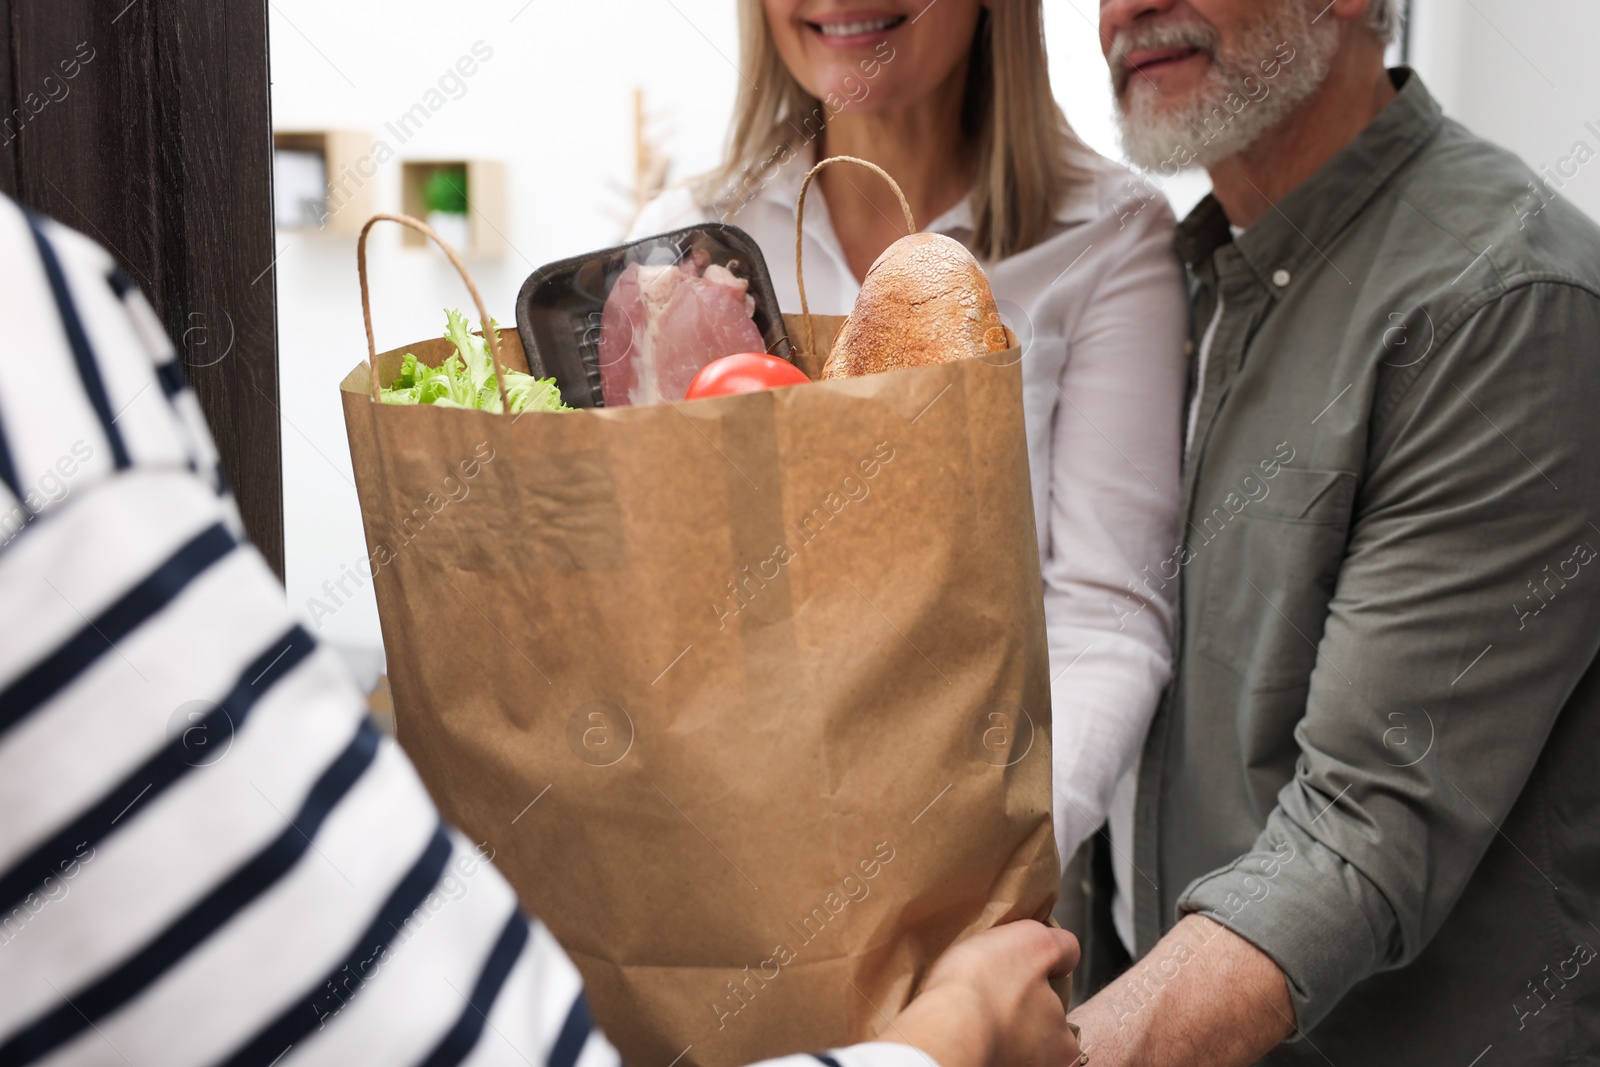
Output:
[1133,70,1600,1063]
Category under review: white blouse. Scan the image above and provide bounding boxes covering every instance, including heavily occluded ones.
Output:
[630,150,1188,900]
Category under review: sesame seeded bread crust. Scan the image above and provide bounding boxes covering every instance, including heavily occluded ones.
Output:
[821,232,1008,379]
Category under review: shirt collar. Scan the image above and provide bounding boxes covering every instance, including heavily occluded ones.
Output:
[1174,68,1444,286]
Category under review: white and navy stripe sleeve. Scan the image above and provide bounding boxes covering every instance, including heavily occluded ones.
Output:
[0,196,938,1067]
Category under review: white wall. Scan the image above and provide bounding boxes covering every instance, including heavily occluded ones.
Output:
[269,0,1600,678]
[1409,0,1600,223]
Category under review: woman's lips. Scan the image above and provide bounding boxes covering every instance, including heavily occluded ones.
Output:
[805,12,907,49]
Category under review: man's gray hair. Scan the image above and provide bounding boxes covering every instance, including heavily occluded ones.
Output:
[1365,0,1402,46]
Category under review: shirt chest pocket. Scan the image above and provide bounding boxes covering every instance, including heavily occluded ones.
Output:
[1194,468,1357,691]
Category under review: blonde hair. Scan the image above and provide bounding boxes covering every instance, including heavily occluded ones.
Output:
[697,1,1090,262]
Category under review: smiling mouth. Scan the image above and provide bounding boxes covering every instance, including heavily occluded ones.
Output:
[1120,45,1203,84]
[807,14,907,38]
[1124,45,1205,78]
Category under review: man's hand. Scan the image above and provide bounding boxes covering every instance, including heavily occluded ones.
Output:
[1068,915,1295,1066]
[884,920,1083,1067]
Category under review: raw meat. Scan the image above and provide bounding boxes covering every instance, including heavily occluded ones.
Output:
[597,248,768,406]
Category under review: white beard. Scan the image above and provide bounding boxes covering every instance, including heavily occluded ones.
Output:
[1112,2,1341,172]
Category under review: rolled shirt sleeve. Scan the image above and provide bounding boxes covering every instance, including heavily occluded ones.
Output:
[1177,282,1600,1030]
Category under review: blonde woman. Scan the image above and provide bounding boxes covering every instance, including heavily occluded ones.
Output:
[633,0,1186,929]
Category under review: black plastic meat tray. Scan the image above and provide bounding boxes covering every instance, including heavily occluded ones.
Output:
[514,222,793,409]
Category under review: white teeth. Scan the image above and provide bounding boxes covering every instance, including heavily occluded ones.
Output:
[817,17,899,36]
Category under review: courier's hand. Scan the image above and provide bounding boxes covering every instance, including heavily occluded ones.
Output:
[883,920,1082,1067]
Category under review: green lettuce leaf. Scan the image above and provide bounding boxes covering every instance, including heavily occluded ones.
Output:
[379,308,571,415]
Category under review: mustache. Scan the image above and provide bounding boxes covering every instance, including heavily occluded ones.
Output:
[1110,20,1221,93]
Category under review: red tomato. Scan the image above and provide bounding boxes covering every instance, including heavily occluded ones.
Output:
[684,352,811,399]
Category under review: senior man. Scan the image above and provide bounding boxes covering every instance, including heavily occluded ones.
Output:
[1069,0,1600,1064]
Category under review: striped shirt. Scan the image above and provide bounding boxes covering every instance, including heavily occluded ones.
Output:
[0,197,929,1067]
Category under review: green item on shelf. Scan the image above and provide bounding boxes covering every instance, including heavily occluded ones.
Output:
[422,168,469,215]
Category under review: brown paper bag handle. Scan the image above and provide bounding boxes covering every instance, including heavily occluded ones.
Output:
[794,156,916,366]
[356,212,510,410]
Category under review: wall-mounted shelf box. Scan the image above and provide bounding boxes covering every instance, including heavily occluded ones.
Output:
[271,129,377,236]
[399,159,508,258]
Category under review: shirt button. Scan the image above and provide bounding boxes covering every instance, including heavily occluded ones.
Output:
[1272,268,1292,287]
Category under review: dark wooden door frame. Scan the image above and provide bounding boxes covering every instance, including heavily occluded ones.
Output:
[0,0,283,579]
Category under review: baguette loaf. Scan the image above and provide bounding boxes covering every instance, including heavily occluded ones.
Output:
[822,231,1008,379]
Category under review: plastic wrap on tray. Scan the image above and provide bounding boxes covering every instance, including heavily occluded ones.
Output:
[514,223,793,409]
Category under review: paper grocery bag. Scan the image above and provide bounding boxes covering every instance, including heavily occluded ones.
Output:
[340,212,1058,1067]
